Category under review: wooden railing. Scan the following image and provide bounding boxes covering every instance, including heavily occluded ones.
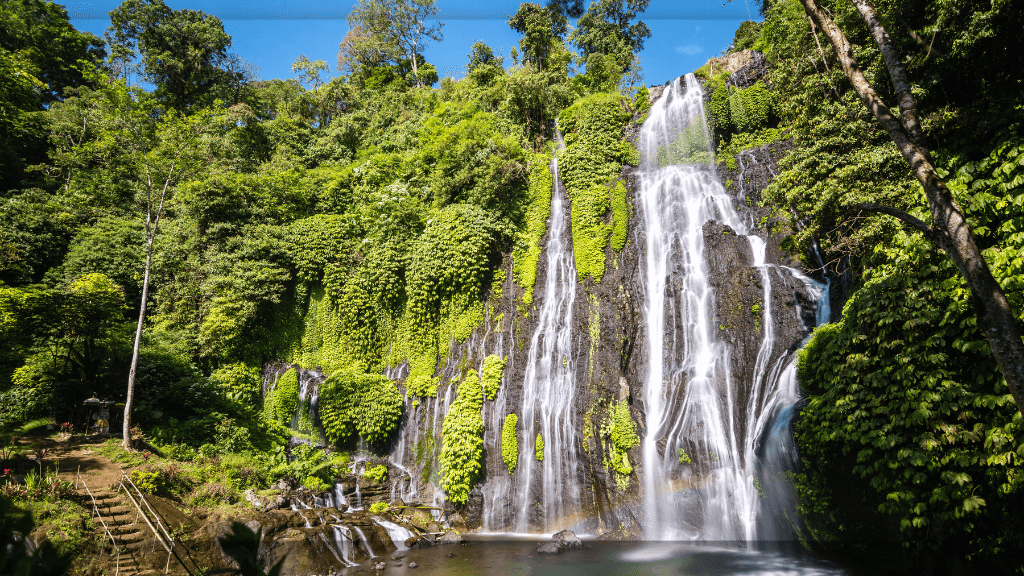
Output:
[76,470,126,576]
[117,470,196,575]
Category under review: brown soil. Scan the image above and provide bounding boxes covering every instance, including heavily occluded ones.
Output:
[34,435,126,491]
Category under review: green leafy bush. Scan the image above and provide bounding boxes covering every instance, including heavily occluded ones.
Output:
[535,433,544,461]
[557,93,637,282]
[369,501,389,514]
[363,464,388,484]
[318,371,403,444]
[795,232,1024,566]
[502,414,518,474]
[439,369,484,505]
[303,476,329,491]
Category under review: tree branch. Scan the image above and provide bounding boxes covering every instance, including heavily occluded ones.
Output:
[855,203,936,241]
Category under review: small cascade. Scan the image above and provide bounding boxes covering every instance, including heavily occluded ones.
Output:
[373,517,415,550]
[330,522,360,567]
[351,525,377,558]
[637,74,828,541]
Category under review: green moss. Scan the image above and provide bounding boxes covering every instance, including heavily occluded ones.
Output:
[439,369,485,505]
[601,400,639,484]
[588,294,600,379]
[481,354,506,400]
[678,448,692,464]
[512,155,554,307]
[369,501,389,514]
[609,180,630,252]
[502,413,519,474]
[535,432,544,461]
[318,370,404,445]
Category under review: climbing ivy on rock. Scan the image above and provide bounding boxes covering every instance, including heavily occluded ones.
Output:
[512,154,553,307]
[264,368,299,427]
[502,413,519,474]
[481,354,506,400]
[439,368,485,505]
[557,93,638,282]
[318,370,403,445]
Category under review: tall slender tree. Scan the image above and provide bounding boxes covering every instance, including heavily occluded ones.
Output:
[796,0,1024,414]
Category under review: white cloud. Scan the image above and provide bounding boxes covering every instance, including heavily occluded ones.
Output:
[675,44,703,55]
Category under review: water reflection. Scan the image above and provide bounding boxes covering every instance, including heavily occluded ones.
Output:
[338,538,872,576]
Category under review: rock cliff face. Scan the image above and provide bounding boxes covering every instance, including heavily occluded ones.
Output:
[268,65,825,539]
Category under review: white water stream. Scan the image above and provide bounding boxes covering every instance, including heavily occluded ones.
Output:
[638,75,828,541]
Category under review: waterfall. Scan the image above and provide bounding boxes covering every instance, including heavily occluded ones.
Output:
[480,135,579,532]
[637,74,828,541]
[513,137,580,533]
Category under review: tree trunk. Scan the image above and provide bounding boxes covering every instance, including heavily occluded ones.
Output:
[799,0,1024,414]
[410,38,422,88]
[122,233,153,450]
[122,163,173,450]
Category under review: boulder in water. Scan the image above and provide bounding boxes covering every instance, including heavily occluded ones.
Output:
[537,530,585,554]
[552,529,585,550]
[537,541,562,554]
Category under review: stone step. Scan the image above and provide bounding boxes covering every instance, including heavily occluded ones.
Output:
[118,531,148,544]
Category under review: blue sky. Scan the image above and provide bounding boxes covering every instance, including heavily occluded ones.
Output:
[69,0,759,88]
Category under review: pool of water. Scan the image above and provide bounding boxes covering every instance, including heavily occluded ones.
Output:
[343,537,878,576]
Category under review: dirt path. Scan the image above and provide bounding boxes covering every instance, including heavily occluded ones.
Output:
[34,436,126,491]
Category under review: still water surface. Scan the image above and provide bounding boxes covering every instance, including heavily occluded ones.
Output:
[344,536,876,576]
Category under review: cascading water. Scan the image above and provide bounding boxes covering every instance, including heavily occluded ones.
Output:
[513,134,580,533]
[482,133,580,532]
[637,74,828,541]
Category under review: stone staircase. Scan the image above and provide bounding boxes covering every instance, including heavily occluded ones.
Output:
[83,487,163,576]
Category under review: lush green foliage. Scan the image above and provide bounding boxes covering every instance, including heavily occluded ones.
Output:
[535,432,544,461]
[512,155,553,306]
[502,413,519,474]
[439,369,485,505]
[318,371,403,445]
[557,93,637,282]
[745,0,1024,569]
[796,233,1024,567]
[363,464,388,484]
[264,368,299,427]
